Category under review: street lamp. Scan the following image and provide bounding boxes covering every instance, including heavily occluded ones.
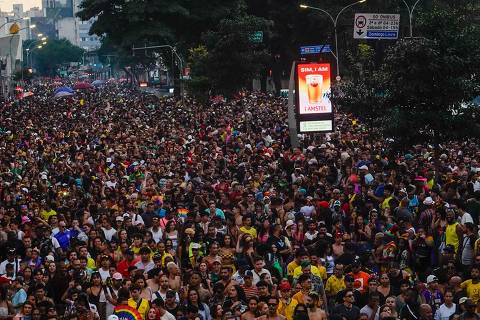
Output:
[0,17,28,31]
[401,0,422,38]
[300,0,367,80]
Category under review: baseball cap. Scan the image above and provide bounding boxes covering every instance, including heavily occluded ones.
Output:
[191,243,201,250]
[459,297,468,305]
[125,249,134,256]
[426,275,438,284]
[244,270,253,278]
[112,272,123,280]
[116,216,124,222]
[285,220,295,230]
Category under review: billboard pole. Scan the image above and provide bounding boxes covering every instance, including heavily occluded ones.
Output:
[287,61,299,149]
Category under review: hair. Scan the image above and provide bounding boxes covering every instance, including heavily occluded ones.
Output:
[297,273,310,284]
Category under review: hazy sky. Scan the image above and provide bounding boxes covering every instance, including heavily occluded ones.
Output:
[0,0,42,12]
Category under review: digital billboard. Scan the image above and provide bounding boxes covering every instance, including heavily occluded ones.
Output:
[295,63,334,133]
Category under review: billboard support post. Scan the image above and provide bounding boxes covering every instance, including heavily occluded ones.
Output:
[288,61,299,148]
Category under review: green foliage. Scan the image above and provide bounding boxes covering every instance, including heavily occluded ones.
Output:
[186,46,210,102]
[332,1,480,146]
[34,39,84,76]
[201,14,270,97]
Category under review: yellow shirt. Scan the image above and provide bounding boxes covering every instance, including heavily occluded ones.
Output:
[128,298,150,319]
[446,222,460,253]
[292,291,307,305]
[131,245,142,255]
[277,298,298,320]
[41,209,57,221]
[239,226,257,238]
[86,257,96,270]
[461,280,480,304]
[325,275,346,296]
[381,196,393,210]
[287,261,300,277]
[293,265,322,279]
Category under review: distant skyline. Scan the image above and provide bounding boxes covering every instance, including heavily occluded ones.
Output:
[0,0,42,12]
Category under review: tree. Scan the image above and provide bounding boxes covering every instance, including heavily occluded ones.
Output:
[203,15,269,97]
[332,1,480,146]
[34,39,84,76]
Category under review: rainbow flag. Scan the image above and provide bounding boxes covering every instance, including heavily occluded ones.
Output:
[113,305,142,320]
[177,208,189,220]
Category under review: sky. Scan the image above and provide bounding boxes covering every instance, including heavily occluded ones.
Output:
[0,0,42,12]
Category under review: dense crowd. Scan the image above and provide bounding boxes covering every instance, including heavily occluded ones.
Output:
[0,81,479,320]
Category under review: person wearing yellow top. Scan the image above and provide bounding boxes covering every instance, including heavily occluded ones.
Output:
[287,249,309,278]
[128,285,150,319]
[381,185,395,210]
[293,264,322,279]
[239,216,257,238]
[40,205,57,221]
[131,234,144,255]
[325,264,346,298]
[277,280,297,320]
[445,209,463,253]
[461,266,480,304]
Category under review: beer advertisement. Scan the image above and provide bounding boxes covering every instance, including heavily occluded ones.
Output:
[297,63,332,114]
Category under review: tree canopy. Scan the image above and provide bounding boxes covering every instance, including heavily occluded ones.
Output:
[31,39,84,76]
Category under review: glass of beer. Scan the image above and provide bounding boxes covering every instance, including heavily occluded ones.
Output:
[306,74,323,104]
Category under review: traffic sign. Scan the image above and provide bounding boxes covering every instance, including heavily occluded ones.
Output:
[300,45,332,55]
[353,13,400,40]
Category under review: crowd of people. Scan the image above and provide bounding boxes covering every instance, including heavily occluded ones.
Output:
[0,81,479,320]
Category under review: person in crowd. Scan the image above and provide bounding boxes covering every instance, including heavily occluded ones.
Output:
[0,84,479,320]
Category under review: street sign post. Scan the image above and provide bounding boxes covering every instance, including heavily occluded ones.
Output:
[300,45,332,55]
[353,13,400,40]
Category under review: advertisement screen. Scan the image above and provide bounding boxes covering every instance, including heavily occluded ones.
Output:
[297,63,332,114]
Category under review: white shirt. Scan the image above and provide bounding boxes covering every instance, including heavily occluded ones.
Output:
[434,303,456,320]
[460,212,474,225]
[160,310,176,320]
[250,268,271,285]
[99,268,110,282]
[360,305,379,320]
[149,227,163,243]
[0,258,22,279]
[101,227,117,242]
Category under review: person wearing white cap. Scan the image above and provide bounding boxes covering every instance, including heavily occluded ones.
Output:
[418,197,436,233]
[359,165,375,185]
[420,275,443,313]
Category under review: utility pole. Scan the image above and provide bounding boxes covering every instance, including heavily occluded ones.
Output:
[131,44,184,105]
[401,0,422,37]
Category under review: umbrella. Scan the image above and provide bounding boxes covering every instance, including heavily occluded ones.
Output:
[91,80,105,87]
[54,91,74,99]
[74,82,93,90]
[54,86,74,95]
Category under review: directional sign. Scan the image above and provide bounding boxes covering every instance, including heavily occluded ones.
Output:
[354,13,400,40]
[300,45,332,55]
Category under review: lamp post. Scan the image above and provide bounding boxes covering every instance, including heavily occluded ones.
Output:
[300,0,366,80]
[401,0,422,37]
[0,17,28,33]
